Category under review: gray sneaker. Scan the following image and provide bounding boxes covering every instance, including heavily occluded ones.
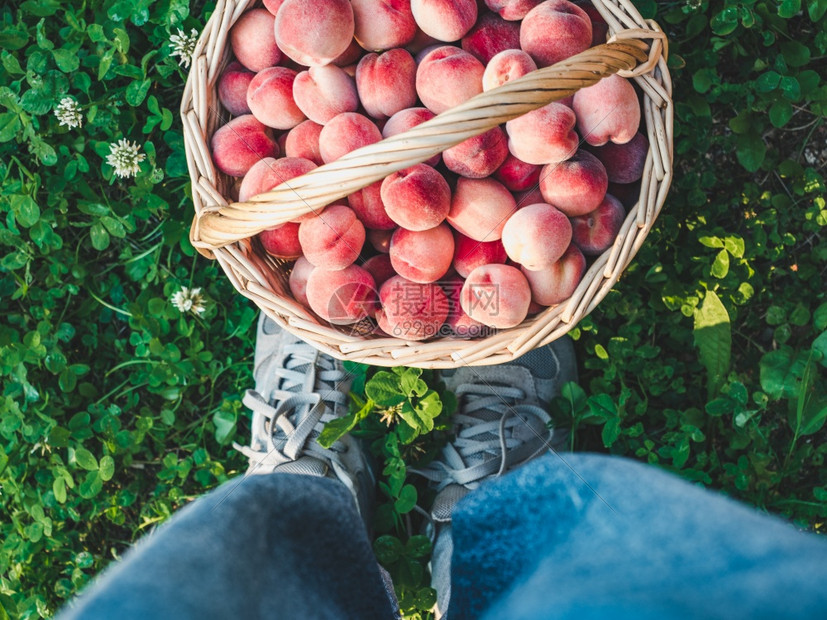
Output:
[416,338,578,618]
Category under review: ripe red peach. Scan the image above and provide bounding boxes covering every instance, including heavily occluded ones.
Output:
[376,276,449,340]
[416,46,485,114]
[572,74,641,146]
[298,205,366,270]
[443,127,509,179]
[452,231,508,278]
[607,181,640,208]
[247,67,305,130]
[318,113,382,163]
[494,153,540,191]
[218,62,254,116]
[501,202,572,270]
[230,9,281,72]
[449,177,516,241]
[348,181,396,230]
[505,102,578,165]
[238,156,317,202]
[389,223,454,283]
[382,107,440,166]
[577,1,609,45]
[211,115,278,177]
[292,65,359,125]
[363,253,397,289]
[367,228,394,253]
[411,0,477,42]
[381,164,451,231]
[521,243,586,305]
[520,0,592,67]
[570,193,625,255]
[262,0,285,16]
[482,49,537,91]
[306,264,377,325]
[461,12,521,63]
[538,149,608,216]
[484,0,544,20]
[275,0,355,67]
[331,39,364,67]
[351,0,418,50]
[460,264,531,328]
[588,132,648,183]
[514,186,544,207]
[356,49,418,120]
[289,256,315,307]
[258,222,302,259]
[441,275,487,338]
[284,120,324,165]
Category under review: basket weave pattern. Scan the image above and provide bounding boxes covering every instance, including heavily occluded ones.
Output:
[182,0,673,368]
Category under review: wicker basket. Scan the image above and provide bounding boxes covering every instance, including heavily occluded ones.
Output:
[182,0,673,368]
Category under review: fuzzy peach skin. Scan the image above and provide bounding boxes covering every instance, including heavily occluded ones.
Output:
[448,177,516,241]
[572,74,641,146]
[330,39,365,67]
[318,113,382,163]
[494,153,540,191]
[482,49,537,92]
[284,120,324,165]
[238,156,317,202]
[588,131,648,183]
[411,0,477,42]
[505,102,578,165]
[275,0,355,67]
[389,223,454,283]
[441,275,487,338]
[355,49,418,120]
[218,62,254,116]
[298,204,366,269]
[230,9,281,72]
[211,115,279,177]
[363,253,397,289]
[382,107,440,166]
[289,256,315,307]
[460,263,531,328]
[262,0,285,16]
[577,1,610,45]
[376,275,449,340]
[348,181,396,230]
[570,193,626,255]
[443,127,509,179]
[452,231,508,278]
[538,149,608,217]
[258,222,303,259]
[381,164,451,231]
[247,67,305,130]
[461,12,521,63]
[501,202,572,270]
[351,0,417,50]
[514,186,544,207]
[484,0,544,20]
[521,243,586,305]
[520,0,592,67]
[292,65,359,125]
[416,46,484,114]
[367,228,394,253]
[306,264,377,325]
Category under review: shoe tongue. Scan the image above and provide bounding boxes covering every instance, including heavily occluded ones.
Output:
[272,456,328,477]
[448,365,538,403]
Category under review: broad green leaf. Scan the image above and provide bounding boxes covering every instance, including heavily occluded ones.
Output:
[587,393,617,420]
[99,455,115,481]
[399,368,426,397]
[778,0,801,17]
[11,195,40,227]
[374,535,404,565]
[212,408,236,445]
[317,412,357,449]
[366,371,405,407]
[405,535,432,558]
[736,132,766,172]
[710,6,739,34]
[74,447,98,471]
[808,0,827,20]
[0,112,20,142]
[812,332,827,368]
[723,236,745,258]
[759,348,798,399]
[53,477,67,503]
[769,101,793,127]
[78,471,103,499]
[755,71,781,93]
[601,418,621,447]
[694,290,731,398]
[52,48,79,72]
[394,484,417,514]
[125,79,150,106]
[89,222,110,250]
[814,303,827,331]
[779,76,801,101]
[711,249,730,278]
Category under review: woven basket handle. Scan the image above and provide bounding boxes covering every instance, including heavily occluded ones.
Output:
[192,33,663,253]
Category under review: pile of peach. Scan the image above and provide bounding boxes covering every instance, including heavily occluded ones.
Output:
[211,0,649,341]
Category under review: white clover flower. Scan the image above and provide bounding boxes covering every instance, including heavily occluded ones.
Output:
[54,97,83,129]
[171,287,207,314]
[105,139,146,179]
[169,28,199,68]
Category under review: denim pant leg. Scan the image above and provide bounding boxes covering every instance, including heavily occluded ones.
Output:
[57,474,397,620]
[449,453,827,620]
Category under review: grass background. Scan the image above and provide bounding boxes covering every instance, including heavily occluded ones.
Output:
[1,0,825,618]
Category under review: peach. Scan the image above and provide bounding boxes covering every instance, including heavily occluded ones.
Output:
[230,9,281,72]
[238,156,317,202]
[443,126,509,179]
[570,193,625,255]
[289,256,315,307]
[494,153,540,191]
[484,0,544,20]
[331,39,365,67]
[348,181,396,230]
[247,67,305,130]
[416,46,485,114]
[356,49,418,120]
[292,65,359,125]
[514,186,544,207]
[538,149,608,216]
[607,181,640,208]
[306,264,377,325]
[376,276,449,340]
[521,243,586,305]
[211,115,278,177]
[441,275,487,338]
[452,231,508,278]
[588,132,648,184]
[411,0,477,42]
[298,204,366,269]
[258,222,302,259]
[382,107,440,166]
[275,0,355,67]
[363,253,397,288]
[505,102,578,164]
[218,62,254,116]
[577,1,609,46]
[367,228,394,253]
[389,223,454,283]
[520,0,592,67]
[406,28,440,55]
[572,74,640,146]
[501,202,572,270]
[318,113,382,163]
[262,0,284,16]
[381,164,451,231]
[461,12,521,63]
[448,177,516,241]
[351,0,417,50]
[284,120,324,165]
[460,264,531,328]
[482,49,537,91]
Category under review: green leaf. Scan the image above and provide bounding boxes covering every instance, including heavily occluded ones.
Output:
[694,290,731,398]
[52,48,80,72]
[405,535,432,558]
[736,132,766,172]
[711,249,730,278]
[778,0,801,17]
[11,195,40,227]
[52,477,67,503]
[374,535,404,565]
[755,71,781,93]
[99,455,115,481]
[587,393,617,420]
[89,222,110,250]
[760,348,797,399]
[399,368,426,397]
[601,418,621,447]
[212,407,236,445]
[78,471,103,499]
[710,6,739,34]
[317,412,358,449]
[74,447,98,471]
[812,332,827,368]
[394,484,417,514]
[0,112,20,142]
[814,303,827,331]
[126,79,151,106]
[366,371,405,407]
[769,101,794,128]
[779,76,801,101]
[808,0,827,20]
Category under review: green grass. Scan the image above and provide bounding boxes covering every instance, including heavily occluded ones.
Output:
[1,0,826,618]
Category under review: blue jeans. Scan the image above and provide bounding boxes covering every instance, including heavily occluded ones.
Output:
[57,454,827,619]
